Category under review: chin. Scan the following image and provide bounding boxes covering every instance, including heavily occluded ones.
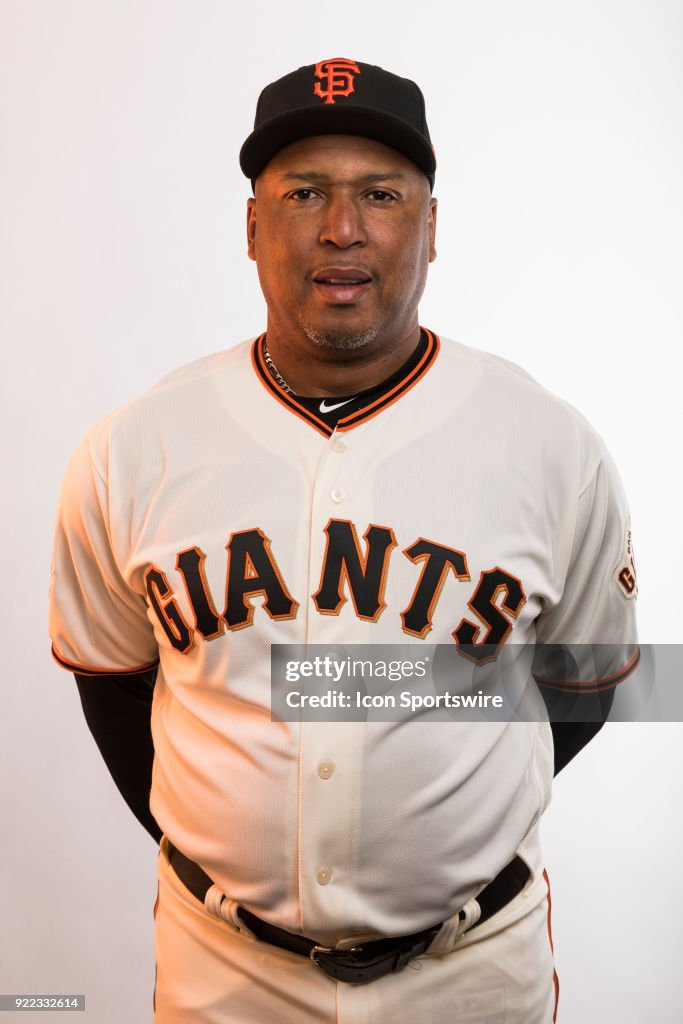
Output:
[300,322,380,352]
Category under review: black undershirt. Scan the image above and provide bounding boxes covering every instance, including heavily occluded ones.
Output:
[73,328,611,842]
[292,328,429,430]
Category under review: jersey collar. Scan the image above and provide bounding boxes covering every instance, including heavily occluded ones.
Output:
[251,328,440,438]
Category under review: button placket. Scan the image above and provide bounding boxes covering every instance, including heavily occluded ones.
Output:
[328,431,348,504]
[298,430,364,926]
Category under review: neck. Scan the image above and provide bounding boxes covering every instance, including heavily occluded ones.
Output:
[263,318,422,398]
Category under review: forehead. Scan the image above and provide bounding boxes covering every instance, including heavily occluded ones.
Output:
[260,134,422,181]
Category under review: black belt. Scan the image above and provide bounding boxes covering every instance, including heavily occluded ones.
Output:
[166,840,530,985]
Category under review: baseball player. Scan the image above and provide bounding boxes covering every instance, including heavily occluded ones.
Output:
[48,58,639,1023]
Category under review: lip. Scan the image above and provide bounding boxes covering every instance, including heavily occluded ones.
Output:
[311,266,373,283]
[310,266,373,304]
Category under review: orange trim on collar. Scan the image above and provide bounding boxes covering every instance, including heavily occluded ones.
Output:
[250,334,331,437]
[251,329,440,437]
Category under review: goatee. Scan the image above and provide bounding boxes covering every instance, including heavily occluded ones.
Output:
[301,323,379,351]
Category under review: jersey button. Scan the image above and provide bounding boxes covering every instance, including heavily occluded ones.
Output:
[316,867,333,886]
[317,761,335,780]
[331,437,347,454]
[330,488,345,504]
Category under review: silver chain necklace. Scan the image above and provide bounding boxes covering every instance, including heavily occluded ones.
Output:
[262,338,295,395]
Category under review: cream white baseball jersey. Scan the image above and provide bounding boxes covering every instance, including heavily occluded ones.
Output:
[49,329,638,946]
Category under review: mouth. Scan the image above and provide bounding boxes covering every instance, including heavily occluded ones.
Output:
[310,267,373,305]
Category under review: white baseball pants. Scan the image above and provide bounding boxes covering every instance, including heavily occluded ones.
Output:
[153,828,559,1023]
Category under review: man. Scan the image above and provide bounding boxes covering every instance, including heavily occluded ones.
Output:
[49,59,639,1023]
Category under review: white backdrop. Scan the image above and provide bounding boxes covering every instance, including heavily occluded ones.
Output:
[1,1,682,1021]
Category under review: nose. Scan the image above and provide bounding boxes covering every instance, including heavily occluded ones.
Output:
[319,192,367,249]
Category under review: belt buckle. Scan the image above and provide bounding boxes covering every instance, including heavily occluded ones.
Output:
[309,926,441,985]
[309,941,395,985]
[309,944,334,966]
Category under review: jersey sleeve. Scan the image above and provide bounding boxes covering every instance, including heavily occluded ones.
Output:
[48,435,159,676]
[532,443,639,693]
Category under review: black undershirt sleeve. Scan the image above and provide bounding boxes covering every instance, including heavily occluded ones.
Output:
[73,666,612,839]
[74,670,162,844]
[540,686,616,775]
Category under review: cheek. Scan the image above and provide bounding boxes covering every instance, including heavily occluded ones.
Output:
[257,209,310,253]
[384,228,430,288]
[255,228,301,285]
[255,248,310,312]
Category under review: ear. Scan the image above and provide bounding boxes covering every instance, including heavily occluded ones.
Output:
[246,197,256,261]
[428,197,438,263]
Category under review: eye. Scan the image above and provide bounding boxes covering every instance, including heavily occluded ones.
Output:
[288,188,319,202]
[366,190,397,202]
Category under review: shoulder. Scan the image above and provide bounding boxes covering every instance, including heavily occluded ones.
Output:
[81,338,257,471]
[146,338,254,393]
[436,333,560,400]
[433,333,610,489]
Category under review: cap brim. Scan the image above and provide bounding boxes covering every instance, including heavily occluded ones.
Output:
[239,106,436,188]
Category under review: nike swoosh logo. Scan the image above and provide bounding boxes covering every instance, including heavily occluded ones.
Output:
[319,397,357,413]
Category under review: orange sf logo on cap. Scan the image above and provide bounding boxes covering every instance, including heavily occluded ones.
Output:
[313,58,361,105]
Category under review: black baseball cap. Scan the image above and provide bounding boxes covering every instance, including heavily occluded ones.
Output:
[239,58,436,191]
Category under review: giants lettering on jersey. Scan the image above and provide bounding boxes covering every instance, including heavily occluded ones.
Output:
[144,519,526,664]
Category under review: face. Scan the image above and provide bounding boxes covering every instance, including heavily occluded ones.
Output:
[246,134,437,353]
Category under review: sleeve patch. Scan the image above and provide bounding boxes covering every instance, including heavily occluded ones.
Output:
[614,525,638,599]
